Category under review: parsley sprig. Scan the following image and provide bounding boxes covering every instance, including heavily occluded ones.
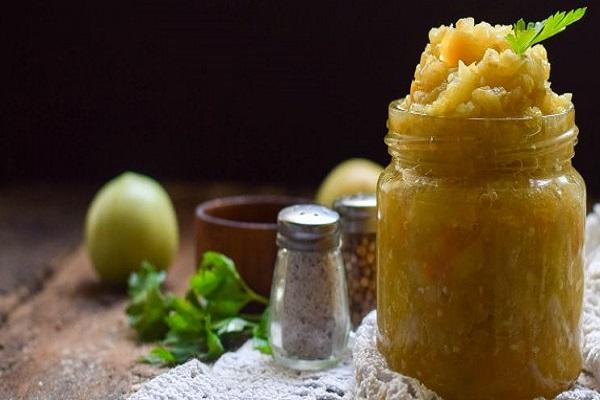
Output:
[506,7,587,55]
[126,252,270,365]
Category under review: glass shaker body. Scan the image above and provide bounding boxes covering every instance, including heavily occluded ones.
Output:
[268,204,351,371]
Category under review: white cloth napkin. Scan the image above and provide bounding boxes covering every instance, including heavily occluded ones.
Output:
[128,341,354,399]
[129,208,600,400]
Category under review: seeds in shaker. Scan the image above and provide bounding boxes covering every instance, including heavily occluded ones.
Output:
[342,233,377,326]
[334,193,377,327]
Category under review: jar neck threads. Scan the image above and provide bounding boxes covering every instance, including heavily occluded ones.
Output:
[386,100,577,178]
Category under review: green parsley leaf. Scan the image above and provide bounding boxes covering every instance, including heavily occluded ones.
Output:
[128,261,166,299]
[126,262,172,341]
[159,334,204,364]
[506,8,587,55]
[204,317,225,359]
[190,252,268,319]
[152,318,225,364]
[213,317,255,336]
[165,298,205,334]
[252,307,272,355]
[143,346,177,364]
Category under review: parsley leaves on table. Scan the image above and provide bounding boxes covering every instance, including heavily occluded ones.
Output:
[506,7,587,55]
[126,261,173,341]
[251,306,272,355]
[126,252,270,365]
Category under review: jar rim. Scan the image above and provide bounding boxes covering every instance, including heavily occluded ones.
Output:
[389,99,574,123]
[386,99,578,175]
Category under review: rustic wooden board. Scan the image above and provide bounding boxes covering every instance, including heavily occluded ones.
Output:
[0,182,300,399]
[0,185,89,322]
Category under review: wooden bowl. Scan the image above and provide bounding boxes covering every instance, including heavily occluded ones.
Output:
[195,195,307,296]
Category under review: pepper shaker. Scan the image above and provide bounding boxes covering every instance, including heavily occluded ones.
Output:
[334,193,377,327]
[268,204,350,371]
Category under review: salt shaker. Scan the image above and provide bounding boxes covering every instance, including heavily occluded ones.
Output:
[268,204,350,371]
[334,193,377,327]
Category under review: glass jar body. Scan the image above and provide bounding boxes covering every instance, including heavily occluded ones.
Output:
[377,104,585,400]
[269,247,350,371]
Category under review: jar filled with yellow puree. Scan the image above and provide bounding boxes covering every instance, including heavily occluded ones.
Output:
[377,18,585,400]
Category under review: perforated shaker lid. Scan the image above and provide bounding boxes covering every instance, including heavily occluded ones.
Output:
[276,204,340,251]
[333,193,377,234]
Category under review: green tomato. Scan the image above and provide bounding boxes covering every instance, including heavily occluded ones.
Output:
[85,172,179,284]
[316,158,383,206]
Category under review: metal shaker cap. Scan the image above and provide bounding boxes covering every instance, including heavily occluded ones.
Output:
[333,193,377,234]
[277,204,340,251]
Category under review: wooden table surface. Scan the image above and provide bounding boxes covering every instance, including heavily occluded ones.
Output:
[0,182,302,400]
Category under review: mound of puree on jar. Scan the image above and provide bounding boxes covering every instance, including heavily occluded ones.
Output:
[401,17,572,117]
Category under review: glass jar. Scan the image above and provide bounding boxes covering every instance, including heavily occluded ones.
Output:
[377,101,585,400]
[334,193,377,327]
[269,204,350,371]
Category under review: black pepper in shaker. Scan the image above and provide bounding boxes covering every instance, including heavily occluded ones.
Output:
[334,193,377,327]
[268,204,350,371]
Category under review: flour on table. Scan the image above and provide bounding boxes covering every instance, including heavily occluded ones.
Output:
[128,341,354,400]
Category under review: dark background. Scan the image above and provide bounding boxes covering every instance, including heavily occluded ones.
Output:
[4,1,599,195]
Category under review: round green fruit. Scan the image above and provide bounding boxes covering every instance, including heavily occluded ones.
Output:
[316,158,383,206]
[85,172,179,284]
